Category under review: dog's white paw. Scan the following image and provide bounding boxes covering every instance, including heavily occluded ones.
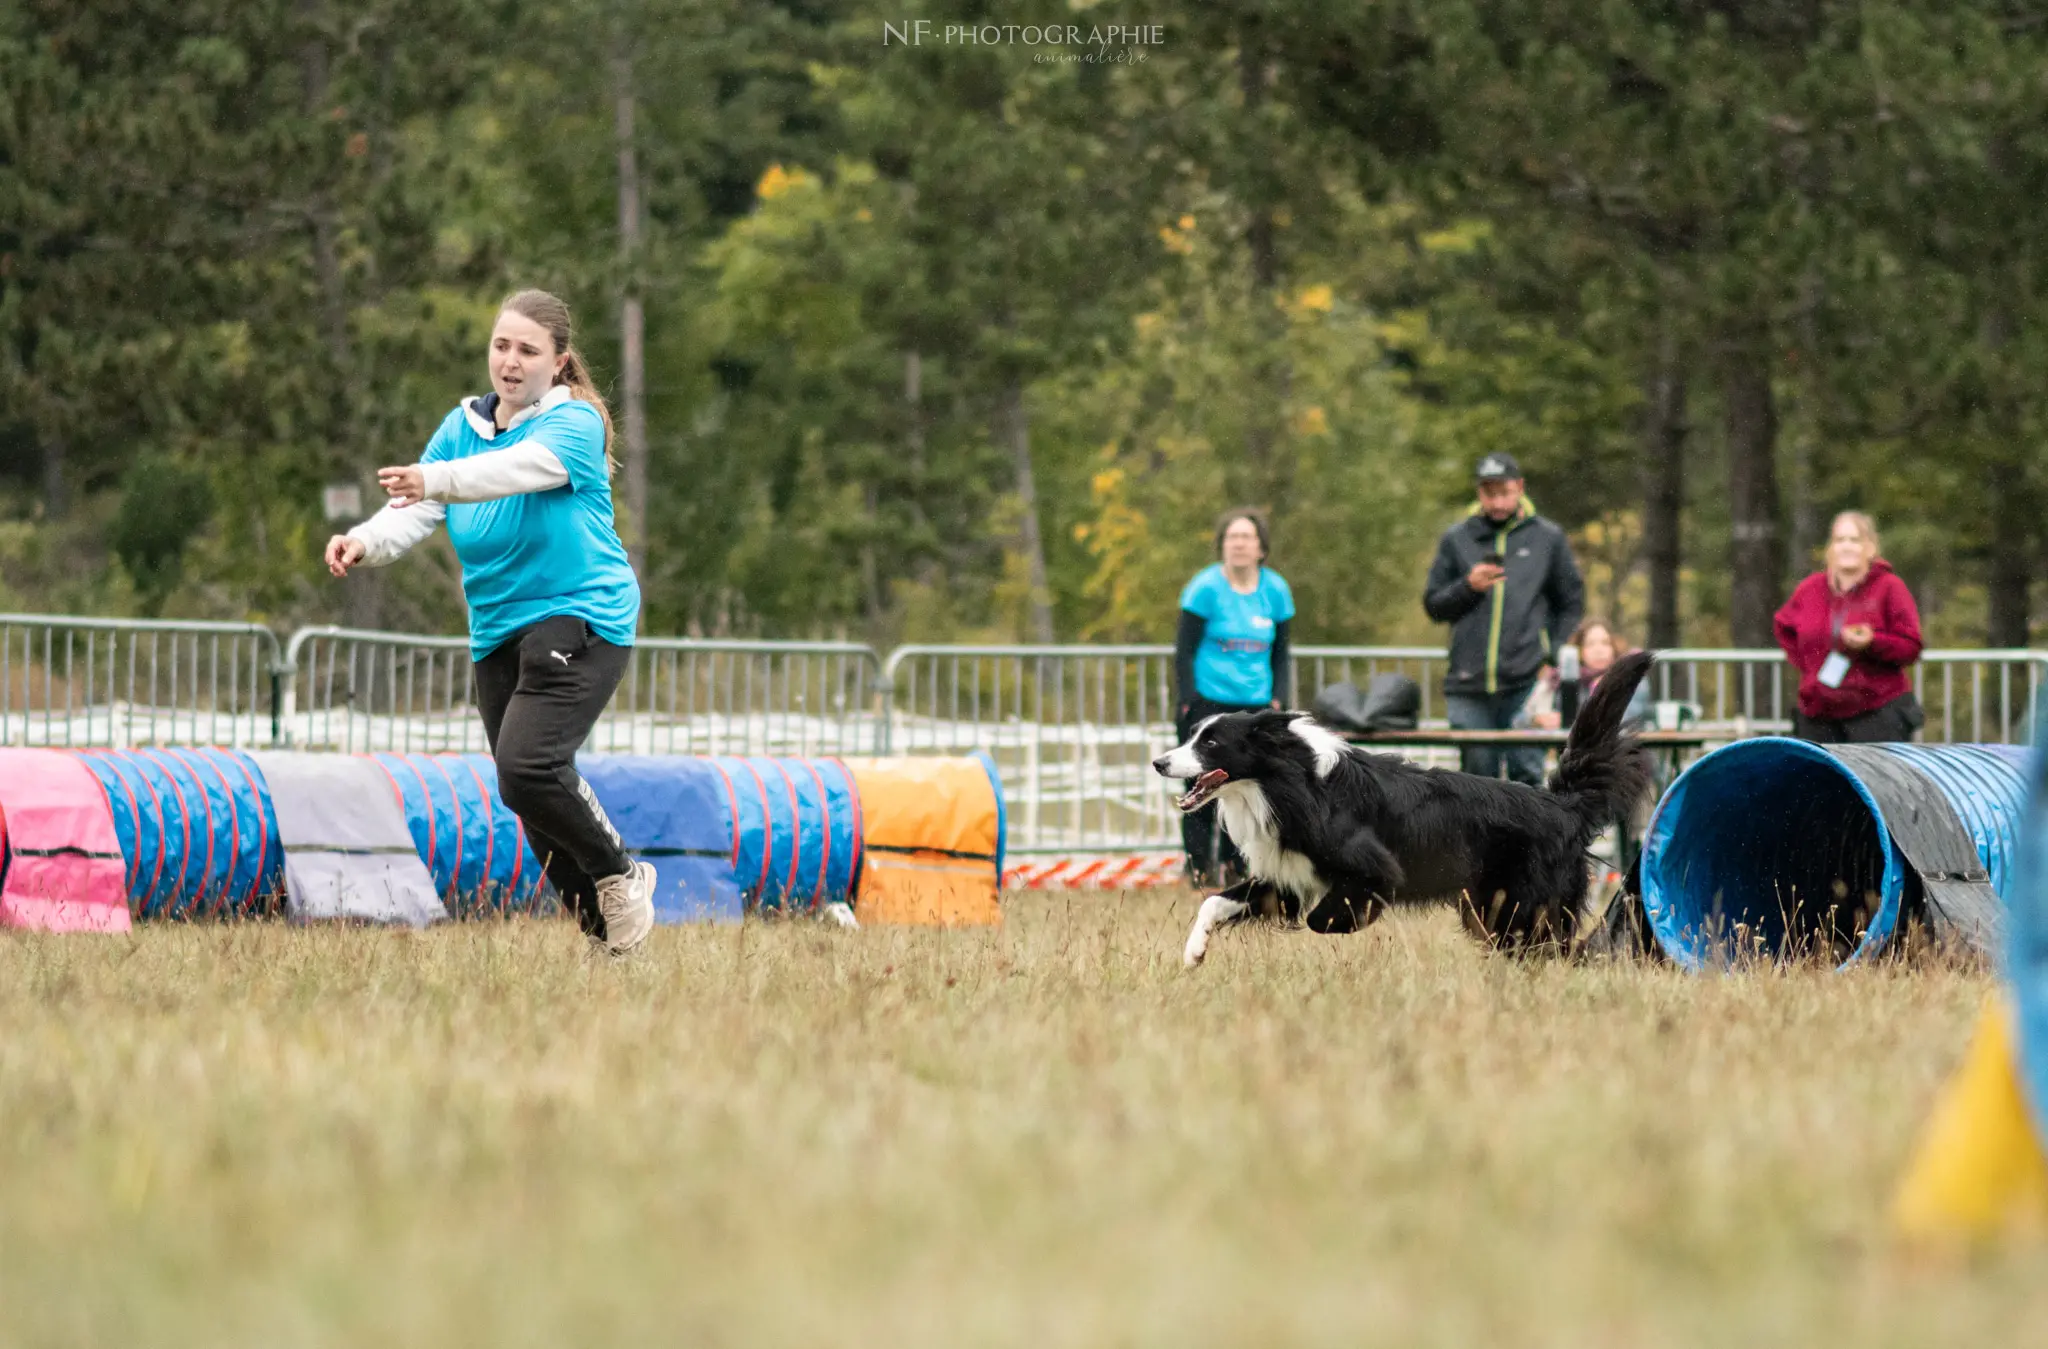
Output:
[1184,892,1246,969]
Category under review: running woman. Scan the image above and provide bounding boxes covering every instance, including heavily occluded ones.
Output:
[324,289,656,954]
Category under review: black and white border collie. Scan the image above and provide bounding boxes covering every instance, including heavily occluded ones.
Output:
[1152,650,1655,967]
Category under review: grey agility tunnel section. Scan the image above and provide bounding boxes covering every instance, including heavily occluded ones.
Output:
[253,752,448,928]
[1641,737,2031,969]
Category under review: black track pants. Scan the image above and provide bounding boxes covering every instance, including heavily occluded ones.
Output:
[473,614,633,937]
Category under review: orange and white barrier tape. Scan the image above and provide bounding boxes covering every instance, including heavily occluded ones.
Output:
[1003,852,1186,890]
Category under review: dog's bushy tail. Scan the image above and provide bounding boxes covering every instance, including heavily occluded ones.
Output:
[1547,648,1655,840]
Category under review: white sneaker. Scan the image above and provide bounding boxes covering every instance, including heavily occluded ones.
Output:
[594,860,657,956]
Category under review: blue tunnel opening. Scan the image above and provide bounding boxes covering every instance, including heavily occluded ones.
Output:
[1641,737,1905,970]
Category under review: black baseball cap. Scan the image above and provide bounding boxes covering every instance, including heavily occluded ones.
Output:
[1474,452,1521,482]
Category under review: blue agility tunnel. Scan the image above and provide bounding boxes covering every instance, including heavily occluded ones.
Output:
[369,753,548,916]
[580,755,861,924]
[578,756,748,923]
[75,748,283,918]
[714,756,861,914]
[1642,737,2032,970]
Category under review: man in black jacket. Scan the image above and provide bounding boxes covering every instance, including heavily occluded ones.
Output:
[1422,453,1585,785]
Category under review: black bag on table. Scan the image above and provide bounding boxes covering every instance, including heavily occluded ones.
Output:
[1310,673,1421,733]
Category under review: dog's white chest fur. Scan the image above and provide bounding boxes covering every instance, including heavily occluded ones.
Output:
[1214,782,1324,899]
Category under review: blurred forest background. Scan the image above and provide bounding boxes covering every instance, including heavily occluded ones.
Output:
[3,0,2044,650]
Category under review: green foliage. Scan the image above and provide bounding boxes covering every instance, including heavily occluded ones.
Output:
[2,0,2045,646]
[110,456,214,613]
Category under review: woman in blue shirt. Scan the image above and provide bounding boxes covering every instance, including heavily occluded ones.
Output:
[1173,508,1294,887]
[323,289,656,955]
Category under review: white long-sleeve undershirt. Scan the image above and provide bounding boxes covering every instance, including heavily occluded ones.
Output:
[345,443,571,566]
[420,443,570,503]
[347,501,444,567]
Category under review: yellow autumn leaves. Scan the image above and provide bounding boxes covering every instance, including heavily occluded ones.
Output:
[755,163,813,200]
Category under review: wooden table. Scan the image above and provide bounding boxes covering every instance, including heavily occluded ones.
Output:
[1342,726,1713,764]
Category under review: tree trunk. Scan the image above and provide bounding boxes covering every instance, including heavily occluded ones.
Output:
[1981,296,2033,646]
[859,481,883,626]
[905,350,925,479]
[903,348,934,546]
[1785,425,1816,583]
[308,208,348,372]
[1785,273,1824,582]
[299,5,348,375]
[1987,460,2033,646]
[613,38,649,577]
[1238,22,1282,476]
[42,436,67,521]
[997,378,1055,644]
[1238,28,1278,296]
[1723,333,1782,648]
[1640,330,1685,649]
[300,0,378,628]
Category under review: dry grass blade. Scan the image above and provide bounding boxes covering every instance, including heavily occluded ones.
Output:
[0,894,2035,1347]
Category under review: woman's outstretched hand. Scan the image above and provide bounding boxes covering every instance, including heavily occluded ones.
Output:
[377,464,427,507]
[325,535,366,577]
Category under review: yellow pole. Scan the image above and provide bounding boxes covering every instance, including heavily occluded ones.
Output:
[1893,994,2048,1244]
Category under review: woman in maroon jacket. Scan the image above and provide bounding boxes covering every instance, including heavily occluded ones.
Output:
[1773,511,1926,743]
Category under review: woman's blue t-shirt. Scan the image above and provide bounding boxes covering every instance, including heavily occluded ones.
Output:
[1179,564,1295,705]
[423,397,641,660]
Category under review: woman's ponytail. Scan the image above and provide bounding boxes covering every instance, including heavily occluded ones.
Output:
[500,289,618,477]
[555,344,618,476]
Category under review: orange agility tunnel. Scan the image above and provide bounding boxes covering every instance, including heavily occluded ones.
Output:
[842,751,1005,927]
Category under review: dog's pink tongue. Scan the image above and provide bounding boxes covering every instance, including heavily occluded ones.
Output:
[1177,768,1228,810]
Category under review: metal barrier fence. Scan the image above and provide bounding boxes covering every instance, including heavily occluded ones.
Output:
[877,644,1455,853]
[880,643,2048,854]
[279,628,887,755]
[883,644,1180,855]
[0,613,282,748]
[1640,649,2048,744]
[1,615,2042,856]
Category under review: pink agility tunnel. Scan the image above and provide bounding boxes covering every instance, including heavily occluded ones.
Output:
[0,748,131,933]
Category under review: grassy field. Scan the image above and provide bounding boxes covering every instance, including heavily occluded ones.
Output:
[2,890,2042,1348]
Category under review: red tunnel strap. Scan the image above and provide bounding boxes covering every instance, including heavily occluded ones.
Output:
[376,754,438,876]
[423,755,467,900]
[459,757,500,902]
[83,751,145,893]
[769,761,803,903]
[192,750,246,913]
[140,751,197,916]
[737,759,774,896]
[707,759,743,868]
[223,753,272,911]
[799,760,834,907]
[128,755,170,914]
[830,757,865,899]
[165,750,220,916]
